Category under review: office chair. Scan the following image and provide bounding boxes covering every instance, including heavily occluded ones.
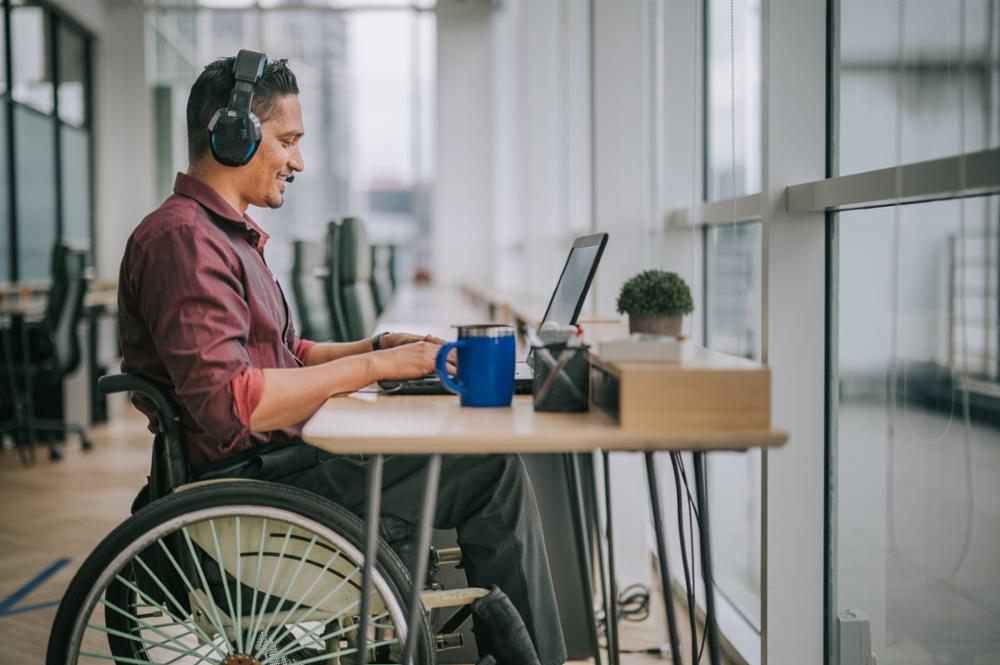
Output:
[290,239,335,342]
[370,244,398,317]
[0,244,94,462]
[338,217,379,341]
[321,219,352,342]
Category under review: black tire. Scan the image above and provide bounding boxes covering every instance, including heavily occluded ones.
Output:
[47,480,435,665]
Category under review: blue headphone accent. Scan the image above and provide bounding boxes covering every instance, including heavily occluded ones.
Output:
[207,50,267,167]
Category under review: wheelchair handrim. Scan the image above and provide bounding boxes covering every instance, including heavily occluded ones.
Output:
[65,504,409,665]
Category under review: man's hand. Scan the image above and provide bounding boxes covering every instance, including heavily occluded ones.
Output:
[379,332,448,349]
[371,340,458,381]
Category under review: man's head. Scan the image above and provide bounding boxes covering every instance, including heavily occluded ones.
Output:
[186,56,304,210]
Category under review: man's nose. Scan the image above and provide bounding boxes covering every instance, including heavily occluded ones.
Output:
[289,146,304,173]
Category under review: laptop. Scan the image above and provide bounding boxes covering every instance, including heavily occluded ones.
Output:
[379,232,609,395]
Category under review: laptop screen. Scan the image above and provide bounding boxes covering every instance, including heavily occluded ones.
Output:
[540,233,609,327]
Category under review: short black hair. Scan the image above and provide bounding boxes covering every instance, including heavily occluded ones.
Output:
[186,56,299,163]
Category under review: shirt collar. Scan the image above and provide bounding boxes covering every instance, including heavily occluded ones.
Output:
[173,172,269,251]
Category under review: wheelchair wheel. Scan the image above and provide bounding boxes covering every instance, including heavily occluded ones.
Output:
[48,480,434,665]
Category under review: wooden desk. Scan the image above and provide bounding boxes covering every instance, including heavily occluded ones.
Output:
[303,285,787,665]
[0,298,46,318]
[303,392,786,455]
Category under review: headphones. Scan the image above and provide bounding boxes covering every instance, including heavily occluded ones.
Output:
[207,49,268,167]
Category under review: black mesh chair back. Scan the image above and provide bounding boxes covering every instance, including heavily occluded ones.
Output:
[290,239,333,342]
[43,245,90,377]
[370,245,398,317]
[337,217,378,341]
[322,220,351,342]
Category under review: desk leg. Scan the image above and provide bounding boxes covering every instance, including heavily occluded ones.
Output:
[563,453,603,665]
[602,451,620,665]
[644,452,683,664]
[692,452,720,665]
[1,324,33,465]
[16,321,38,462]
[357,453,384,665]
[586,455,611,657]
[402,453,441,665]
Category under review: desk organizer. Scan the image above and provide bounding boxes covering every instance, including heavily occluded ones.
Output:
[532,343,590,412]
[590,345,772,431]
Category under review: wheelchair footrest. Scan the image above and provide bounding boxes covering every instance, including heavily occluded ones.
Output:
[420,586,490,610]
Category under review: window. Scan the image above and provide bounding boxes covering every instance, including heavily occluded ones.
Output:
[0,106,8,281]
[57,22,88,127]
[705,0,761,201]
[838,0,999,176]
[0,8,7,96]
[830,2,1000,664]
[10,2,53,115]
[705,220,763,638]
[60,125,91,247]
[0,2,95,281]
[835,195,1000,664]
[13,106,56,279]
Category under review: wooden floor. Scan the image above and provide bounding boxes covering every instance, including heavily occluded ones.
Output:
[0,408,723,664]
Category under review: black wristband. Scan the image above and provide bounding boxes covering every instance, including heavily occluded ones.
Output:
[372,331,390,351]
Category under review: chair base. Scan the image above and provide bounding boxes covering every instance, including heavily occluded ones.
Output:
[0,417,93,464]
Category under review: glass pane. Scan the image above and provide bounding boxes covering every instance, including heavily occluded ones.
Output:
[0,107,8,281]
[835,195,1000,664]
[838,0,999,175]
[706,222,762,360]
[706,0,762,201]
[705,220,763,632]
[60,125,91,248]
[11,4,54,115]
[14,106,56,279]
[0,10,7,96]
[57,23,88,126]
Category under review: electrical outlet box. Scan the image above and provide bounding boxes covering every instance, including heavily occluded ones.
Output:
[838,609,878,665]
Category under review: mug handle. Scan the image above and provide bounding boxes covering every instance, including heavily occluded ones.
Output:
[436,340,466,395]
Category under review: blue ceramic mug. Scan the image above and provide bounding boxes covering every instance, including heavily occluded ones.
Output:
[435,324,516,407]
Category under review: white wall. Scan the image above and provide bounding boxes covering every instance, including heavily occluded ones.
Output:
[433,0,494,287]
[94,0,158,280]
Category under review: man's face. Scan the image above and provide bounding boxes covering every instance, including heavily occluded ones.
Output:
[242,94,304,209]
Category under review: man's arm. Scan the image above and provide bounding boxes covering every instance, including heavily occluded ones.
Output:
[298,333,448,366]
[249,340,452,431]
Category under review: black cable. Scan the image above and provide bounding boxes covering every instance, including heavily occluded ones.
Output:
[671,452,698,661]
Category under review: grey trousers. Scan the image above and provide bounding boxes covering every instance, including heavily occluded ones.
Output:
[274,448,567,665]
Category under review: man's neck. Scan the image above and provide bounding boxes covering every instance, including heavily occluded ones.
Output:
[186,164,249,215]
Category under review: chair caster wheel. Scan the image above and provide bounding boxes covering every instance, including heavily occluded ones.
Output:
[49,447,63,462]
[81,438,93,451]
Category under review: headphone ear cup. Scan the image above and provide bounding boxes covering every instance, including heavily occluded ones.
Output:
[208,108,262,167]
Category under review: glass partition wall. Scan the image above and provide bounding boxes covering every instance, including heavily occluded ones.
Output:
[0,0,94,282]
[830,1,1000,663]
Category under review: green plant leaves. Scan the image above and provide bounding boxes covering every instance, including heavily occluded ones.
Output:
[616,270,694,316]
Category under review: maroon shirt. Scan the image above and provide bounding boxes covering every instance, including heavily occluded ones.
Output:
[118,173,304,467]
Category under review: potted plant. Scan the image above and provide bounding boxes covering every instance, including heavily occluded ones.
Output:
[616,270,694,336]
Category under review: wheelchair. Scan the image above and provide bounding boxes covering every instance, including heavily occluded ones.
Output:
[47,374,489,665]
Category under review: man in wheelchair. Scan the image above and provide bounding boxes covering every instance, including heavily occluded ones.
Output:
[108,54,565,664]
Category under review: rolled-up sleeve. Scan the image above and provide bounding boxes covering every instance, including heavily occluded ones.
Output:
[129,225,254,454]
